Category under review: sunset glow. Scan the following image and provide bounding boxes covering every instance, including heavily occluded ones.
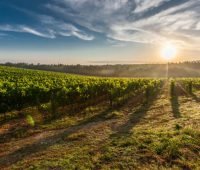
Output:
[161,43,177,61]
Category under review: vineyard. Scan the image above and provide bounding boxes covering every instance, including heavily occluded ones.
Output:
[0,66,200,170]
[0,66,162,116]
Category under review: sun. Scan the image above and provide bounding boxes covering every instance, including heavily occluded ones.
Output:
[161,43,177,61]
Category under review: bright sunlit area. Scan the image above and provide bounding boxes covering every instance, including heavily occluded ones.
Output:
[161,42,177,61]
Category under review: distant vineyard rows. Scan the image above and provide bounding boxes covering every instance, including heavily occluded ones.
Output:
[1,66,200,115]
[0,66,162,114]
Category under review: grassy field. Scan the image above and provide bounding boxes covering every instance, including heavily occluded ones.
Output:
[0,80,199,170]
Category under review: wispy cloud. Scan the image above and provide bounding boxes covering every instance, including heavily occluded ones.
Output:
[21,26,56,38]
[107,38,126,47]
[0,22,94,40]
[45,0,200,49]
[1,0,199,48]
[0,6,94,41]
[134,0,169,13]
[0,24,55,38]
[38,15,94,40]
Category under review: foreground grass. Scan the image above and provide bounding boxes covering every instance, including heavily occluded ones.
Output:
[0,85,200,170]
[8,128,199,170]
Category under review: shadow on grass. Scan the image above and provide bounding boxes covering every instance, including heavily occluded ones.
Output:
[0,95,139,168]
[190,93,200,103]
[0,86,163,168]
[170,94,181,118]
[0,106,113,168]
[0,114,23,127]
[111,86,162,135]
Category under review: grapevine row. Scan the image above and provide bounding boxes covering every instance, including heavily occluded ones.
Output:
[0,66,162,113]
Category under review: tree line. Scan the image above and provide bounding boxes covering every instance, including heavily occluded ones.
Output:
[1,61,200,77]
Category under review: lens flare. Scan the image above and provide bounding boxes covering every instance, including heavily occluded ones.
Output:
[161,43,177,60]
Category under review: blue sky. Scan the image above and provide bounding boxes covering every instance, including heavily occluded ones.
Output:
[0,0,199,64]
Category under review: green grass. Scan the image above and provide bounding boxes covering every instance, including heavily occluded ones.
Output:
[0,84,200,170]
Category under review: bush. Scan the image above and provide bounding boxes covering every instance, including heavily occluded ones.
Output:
[26,115,35,127]
[38,103,51,112]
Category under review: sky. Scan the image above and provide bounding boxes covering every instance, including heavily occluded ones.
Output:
[0,0,200,64]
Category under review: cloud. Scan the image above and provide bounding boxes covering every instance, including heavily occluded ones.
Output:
[1,0,199,47]
[38,15,94,40]
[134,0,169,13]
[0,24,55,38]
[0,21,94,41]
[21,26,56,38]
[45,0,136,33]
[107,38,126,47]
[45,0,200,49]
[0,6,94,41]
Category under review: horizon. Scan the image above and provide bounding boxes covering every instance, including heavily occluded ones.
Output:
[1,59,200,66]
[0,0,200,64]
